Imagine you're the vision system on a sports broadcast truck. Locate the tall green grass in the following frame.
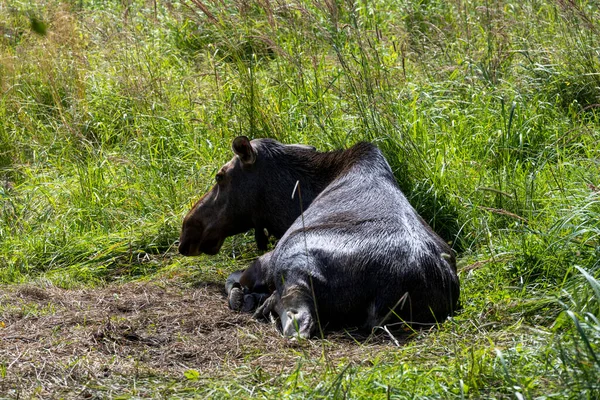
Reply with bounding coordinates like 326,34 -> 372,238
1,0 -> 599,396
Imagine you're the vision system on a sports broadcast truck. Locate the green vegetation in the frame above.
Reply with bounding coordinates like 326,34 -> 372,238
1,0 -> 599,397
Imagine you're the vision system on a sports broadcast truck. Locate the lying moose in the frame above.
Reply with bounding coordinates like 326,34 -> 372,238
179,137 -> 460,338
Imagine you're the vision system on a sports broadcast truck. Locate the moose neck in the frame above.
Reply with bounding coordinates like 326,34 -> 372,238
257,142 -> 377,238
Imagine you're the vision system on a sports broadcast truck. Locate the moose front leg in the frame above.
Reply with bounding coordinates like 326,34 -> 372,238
225,270 -> 269,312
225,254 -> 273,313
254,227 -> 269,251
225,270 -> 245,310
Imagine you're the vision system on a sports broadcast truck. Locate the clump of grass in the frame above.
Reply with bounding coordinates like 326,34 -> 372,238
553,266 -> 600,397
550,0 -> 600,110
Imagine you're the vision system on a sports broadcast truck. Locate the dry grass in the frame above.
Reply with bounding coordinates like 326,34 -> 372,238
0,280 -> 401,398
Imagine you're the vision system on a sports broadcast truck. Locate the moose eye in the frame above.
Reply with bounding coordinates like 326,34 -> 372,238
215,173 -> 225,183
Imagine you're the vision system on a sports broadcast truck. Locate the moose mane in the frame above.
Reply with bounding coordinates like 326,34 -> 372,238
255,139 -> 386,191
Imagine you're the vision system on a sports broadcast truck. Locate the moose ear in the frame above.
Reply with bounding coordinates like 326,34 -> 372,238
232,136 -> 256,165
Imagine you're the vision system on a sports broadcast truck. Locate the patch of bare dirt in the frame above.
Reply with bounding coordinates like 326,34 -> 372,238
0,280 -> 403,398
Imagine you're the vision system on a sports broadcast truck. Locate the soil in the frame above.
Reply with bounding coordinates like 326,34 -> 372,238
0,280 -> 403,398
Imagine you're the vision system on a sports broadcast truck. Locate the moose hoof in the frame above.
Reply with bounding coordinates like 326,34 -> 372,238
228,287 -> 244,311
280,308 -> 314,339
241,294 -> 257,313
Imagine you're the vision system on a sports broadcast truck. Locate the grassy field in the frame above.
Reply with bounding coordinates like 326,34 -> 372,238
1,0 -> 599,398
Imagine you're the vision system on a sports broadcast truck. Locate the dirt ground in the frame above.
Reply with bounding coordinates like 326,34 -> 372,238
0,280 -> 402,398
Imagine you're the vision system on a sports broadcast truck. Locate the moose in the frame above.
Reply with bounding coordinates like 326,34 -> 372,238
179,137 -> 460,338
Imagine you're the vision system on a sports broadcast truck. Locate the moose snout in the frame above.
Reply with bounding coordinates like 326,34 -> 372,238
179,216 -> 205,256
178,240 -> 192,256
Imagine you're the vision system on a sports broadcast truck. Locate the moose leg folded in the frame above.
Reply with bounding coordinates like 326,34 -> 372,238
225,270 -> 245,311
253,286 -> 315,339
225,269 -> 271,313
